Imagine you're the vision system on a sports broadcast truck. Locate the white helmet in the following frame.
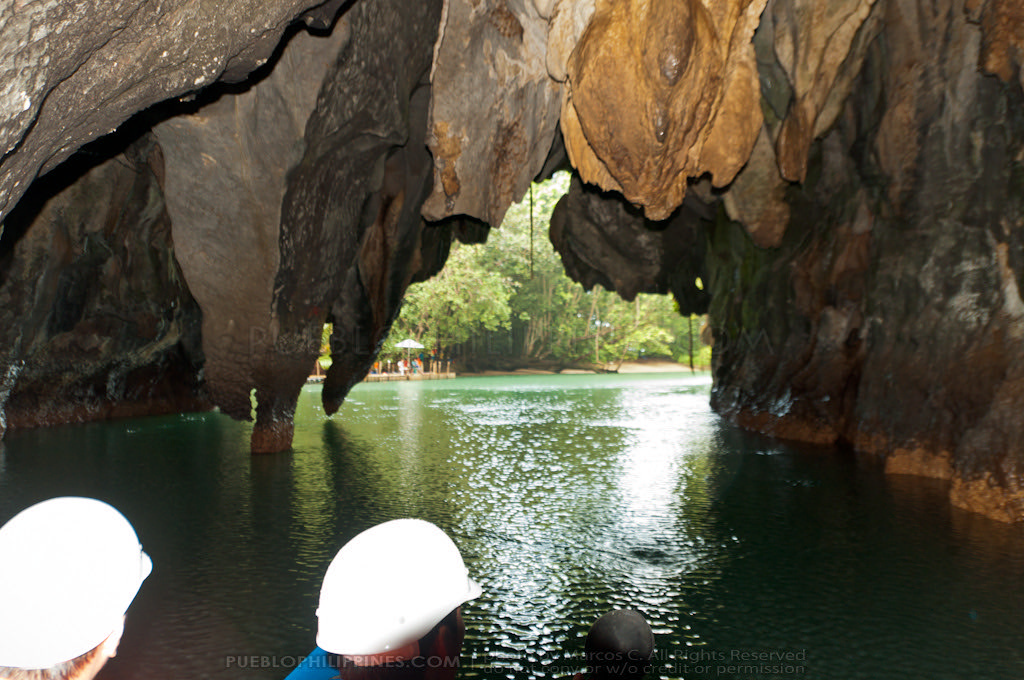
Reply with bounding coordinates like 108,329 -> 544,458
316,518 -> 481,655
0,497 -> 152,669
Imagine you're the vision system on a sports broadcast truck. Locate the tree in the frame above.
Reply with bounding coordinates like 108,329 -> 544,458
385,171 -> 712,370
384,239 -> 515,362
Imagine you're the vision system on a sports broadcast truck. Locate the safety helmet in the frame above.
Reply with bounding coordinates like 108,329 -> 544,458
0,497 -> 152,669
316,518 -> 481,655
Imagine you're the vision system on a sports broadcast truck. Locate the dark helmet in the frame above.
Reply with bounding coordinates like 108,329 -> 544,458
585,609 -> 656,680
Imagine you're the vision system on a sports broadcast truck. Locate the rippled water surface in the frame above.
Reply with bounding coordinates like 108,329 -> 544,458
3,372 -> 1024,679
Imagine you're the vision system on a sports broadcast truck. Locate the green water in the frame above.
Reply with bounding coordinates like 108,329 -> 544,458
2,372 -> 1023,679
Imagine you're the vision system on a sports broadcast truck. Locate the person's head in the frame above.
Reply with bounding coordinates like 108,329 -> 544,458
584,610 -> 655,680
316,519 -> 481,680
0,497 -> 152,680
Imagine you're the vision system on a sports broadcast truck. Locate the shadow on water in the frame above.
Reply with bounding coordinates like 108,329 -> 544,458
2,373 -> 1024,679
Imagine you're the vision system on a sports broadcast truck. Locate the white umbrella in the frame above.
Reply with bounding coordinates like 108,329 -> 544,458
394,338 -> 425,369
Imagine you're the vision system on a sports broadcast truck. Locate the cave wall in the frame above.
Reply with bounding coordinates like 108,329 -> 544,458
152,0 -> 450,453
152,19 -> 354,438
705,0 -> 1024,521
542,0 -> 1024,520
0,0 -> 453,451
0,134 -> 206,435
268,0 -> 444,451
0,0 -> 346,226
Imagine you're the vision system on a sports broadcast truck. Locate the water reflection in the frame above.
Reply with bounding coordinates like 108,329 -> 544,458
2,374 -> 1024,679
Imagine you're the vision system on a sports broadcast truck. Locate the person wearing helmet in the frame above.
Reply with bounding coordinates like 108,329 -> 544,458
0,497 -> 152,680
572,610 -> 656,680
286,518 -> 481,680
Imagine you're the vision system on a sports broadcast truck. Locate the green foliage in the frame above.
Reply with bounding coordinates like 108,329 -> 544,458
379,240 -> 515,362
385,171 -> 712,369
318,323 -> 333,370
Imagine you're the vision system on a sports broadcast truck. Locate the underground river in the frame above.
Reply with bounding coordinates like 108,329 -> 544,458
1,373 -> 1023,679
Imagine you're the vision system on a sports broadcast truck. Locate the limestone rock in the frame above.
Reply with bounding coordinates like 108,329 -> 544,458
720,0 -> 880,247
546,0 -> 595,82
973,0 -> 1024,91
709,0 -> 1024,521
0,0 -> 334,230
320,85 -> 442,416
4,0 -> 1024,522
269,0 -> 444,450
721,126 -> 790,249
561,0 -> 766,221
0,135 -> 206,434
550,173 -> 710,314
771,0 -> 881,182
153,23 -> 352,424
424,0 -> 563,226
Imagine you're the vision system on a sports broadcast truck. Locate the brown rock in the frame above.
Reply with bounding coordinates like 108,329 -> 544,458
546,0 -> 595,82
976,0 -> 1024,89
771,0 -> 881,182
561,0 -> 765,221
950,473 -> 1024,523
885,448 -> 954,480
250,418 -> 296,456
721,126 -> 791,249
0,134 -> 207,434
424,0 -> 563,226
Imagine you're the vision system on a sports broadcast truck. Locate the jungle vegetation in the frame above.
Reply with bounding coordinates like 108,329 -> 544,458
328,172 -> 711,373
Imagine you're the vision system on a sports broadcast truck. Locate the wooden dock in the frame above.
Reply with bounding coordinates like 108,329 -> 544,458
362,372 -> 456,383
307,372 -> 456,384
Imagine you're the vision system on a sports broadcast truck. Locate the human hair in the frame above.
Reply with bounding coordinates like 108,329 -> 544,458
331,608 -> 465,680
585,610 -> 655,680
0,644 -> 101,680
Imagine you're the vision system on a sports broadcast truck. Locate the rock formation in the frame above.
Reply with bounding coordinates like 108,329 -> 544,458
550,174 -> 710,313
703,0 -> 1024,522
0,133 -> 206,433
424,0 -> 563,227
560,0 -> 766,221
2,0 -> 1024,520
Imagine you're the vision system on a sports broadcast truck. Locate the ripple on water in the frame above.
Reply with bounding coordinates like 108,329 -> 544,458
8,374 -> 1024,679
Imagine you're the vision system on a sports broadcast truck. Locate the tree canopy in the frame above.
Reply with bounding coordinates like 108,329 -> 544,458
374,172 -> 710,371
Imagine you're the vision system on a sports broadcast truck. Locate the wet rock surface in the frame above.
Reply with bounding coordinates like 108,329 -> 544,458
1,0 -> 1024,518
424,0 -> 563,227
270,0 -> 444,451
706,0 -> 1024,521
561,0 -> 766,221
153,22 -> 353,428
0,134 -> 207,435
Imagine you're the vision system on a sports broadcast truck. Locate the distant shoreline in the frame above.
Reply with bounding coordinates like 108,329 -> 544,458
312,359 -> 710,384
457,359 -> 709,378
